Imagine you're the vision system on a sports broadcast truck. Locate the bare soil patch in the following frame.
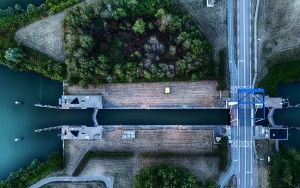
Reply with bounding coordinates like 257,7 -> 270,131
257,0 -> 300,82
79,154 -> 220,188
258,165 -> 270,188
255,139 -> 274,188
15,12 -> 66,62
178,0 -> 227,58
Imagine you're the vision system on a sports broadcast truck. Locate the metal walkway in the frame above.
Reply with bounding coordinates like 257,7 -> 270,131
93,108 -> 99,126
34,126 -> 62,133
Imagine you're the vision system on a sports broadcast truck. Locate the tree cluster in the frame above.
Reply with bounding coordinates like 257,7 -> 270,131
63,0 -> 215,86
134,163 -> 217,188
0,152 -> 63,188
269,148 -> 300,188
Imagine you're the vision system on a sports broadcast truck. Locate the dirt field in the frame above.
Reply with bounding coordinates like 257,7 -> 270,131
257,0 -> 300,82
80,158 -> 134,188
63,129 -> 220,187
15,12 -> 66,62
255,139 -> 273,188
79,154 -> 220,188
66,81 -> 228,109
64,129 -> 217,173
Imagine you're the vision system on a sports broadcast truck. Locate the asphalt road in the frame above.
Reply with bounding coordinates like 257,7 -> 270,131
237,0 -> 254,187
219,0 -> 256,187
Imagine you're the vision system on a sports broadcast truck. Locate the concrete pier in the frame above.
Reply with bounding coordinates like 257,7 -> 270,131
61,126 -> 102,140
59,95 -> 102,109
265,96 -> 283,109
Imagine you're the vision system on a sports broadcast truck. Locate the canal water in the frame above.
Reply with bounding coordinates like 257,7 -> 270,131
0,64 -> 229,179
0,66 -> 93,179
98,109 -> 229,125
274,82 -> 300,150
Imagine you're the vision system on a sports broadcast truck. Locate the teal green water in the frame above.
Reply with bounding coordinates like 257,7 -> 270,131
0,65 -> 93,179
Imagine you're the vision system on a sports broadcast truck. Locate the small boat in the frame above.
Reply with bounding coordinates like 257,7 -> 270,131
14,137 -> 23,142
15,101 -> 23,105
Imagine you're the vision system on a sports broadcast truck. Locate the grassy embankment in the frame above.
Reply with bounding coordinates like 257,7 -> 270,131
259,60 -> 300,96
0,152 -> 63,188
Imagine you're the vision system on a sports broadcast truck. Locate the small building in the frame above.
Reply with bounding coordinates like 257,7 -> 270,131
164,86 -> 171,94
207,0 -> 215,7
269,128 -> 288,140
265,96 -> 283,109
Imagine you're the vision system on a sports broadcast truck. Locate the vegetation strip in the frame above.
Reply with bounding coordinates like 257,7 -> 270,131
218,136 -> 229,171
217,49 -> 228,90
